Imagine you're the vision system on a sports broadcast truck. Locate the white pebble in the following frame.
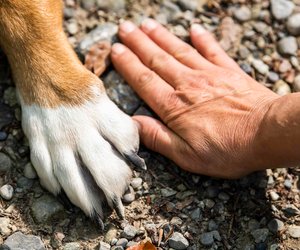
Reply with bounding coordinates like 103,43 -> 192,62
0,184 -> 14,200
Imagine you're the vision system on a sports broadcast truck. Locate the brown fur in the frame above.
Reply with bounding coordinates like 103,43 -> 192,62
0,0 -> 104,107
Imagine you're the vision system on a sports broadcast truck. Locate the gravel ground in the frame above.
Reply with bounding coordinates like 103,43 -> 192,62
0,0 -> 300,249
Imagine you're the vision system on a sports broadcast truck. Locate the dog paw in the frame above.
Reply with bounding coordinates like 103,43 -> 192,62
20,88 -> 146,227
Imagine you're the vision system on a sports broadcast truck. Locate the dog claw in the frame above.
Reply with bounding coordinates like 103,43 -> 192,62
124,153 -> 147,170
57,191 -> 74,212
93,212 -> 105,231
112,196 -> 125,219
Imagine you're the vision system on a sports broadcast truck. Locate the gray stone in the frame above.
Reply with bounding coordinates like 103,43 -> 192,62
190,208 -> 201,220
161,187 -> 177,197
206,186 -> 219,198
240,63 -> 252,74
273,80 -> 291,96
31,194 -> 65,223
176,190 -> 196,200
238,46 -> 250,59
288,226 -> 300,238
4,232 -> 45,250
268,72 -> 279,83
130,178 -> 142,190
0,217 -> 11,236
254,22 -> 269,34
24,162 -> 37,179
177,0 -> 198,11
111,246 -> 123,250
169,232 -> 189,250
218,192 -> 230,201
278,37 -> 298,56
160,1 -> 182,22
63,242 -> 81,250
103,71 -> 141,115
116,238 -> 128,248
199,232 -> 214,246
208,220 -> 218,231
122,186 -> 135,203
99,241 -> 111,250
80,0 -> 96,10
287,14 -> 300,36
121,225 -> 137,240
271,0 -> 294,20
126,241 -> 138,247
3,87 -> 18,106
78,23 -> 118,54
251,228 -> 269,243
0,184 -> 14,200
0,153 -> 12,172
251,59 -> 269,75
268,219 -> 284,233
17,176 -> 34,190
0,103 -> 14,130
233,6 -> 252,22
96,0 -> 125,12
284,179 -> 292,189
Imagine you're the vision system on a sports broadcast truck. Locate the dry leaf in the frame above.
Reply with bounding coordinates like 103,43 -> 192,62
126,241 -> 156,250
84,41 -> 111,76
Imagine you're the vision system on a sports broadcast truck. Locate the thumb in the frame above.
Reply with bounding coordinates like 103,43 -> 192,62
133,115 -> 184,162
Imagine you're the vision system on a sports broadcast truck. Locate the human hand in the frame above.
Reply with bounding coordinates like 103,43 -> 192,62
111,19 -> 280,178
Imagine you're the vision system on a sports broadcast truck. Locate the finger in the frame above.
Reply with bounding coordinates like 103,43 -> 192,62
111,43 -> 174,119
133,115 -> 191,169
140,19 -> 214,70
118,21 -> 192,88
190,24 -> 243,73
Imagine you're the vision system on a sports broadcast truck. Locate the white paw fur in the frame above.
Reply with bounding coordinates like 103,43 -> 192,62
19,87 -> 144,221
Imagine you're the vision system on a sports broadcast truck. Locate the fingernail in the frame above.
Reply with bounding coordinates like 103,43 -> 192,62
120,21 -> 136,33
191,24 -> 206,35
142,18 -> 157,32
112,43 -> 126,55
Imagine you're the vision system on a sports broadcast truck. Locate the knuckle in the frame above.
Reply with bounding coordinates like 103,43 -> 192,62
173,45 -> 195,60
137,69 -> 156,86
148,53 -> 170,70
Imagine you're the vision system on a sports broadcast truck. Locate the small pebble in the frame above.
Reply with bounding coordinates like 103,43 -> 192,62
168,232 -> 189,250
0,217 -> 11,236
177,0 -> 198,11
268,72 -> 279,83
278,37 -> 298,56
240,63 -> 252,74
31,194 -> 65,223
218,192 -> 230,201
271,0 -> 294,20
268,219 -> 284,233
287,13 -> 300,36
272,80 -> 291,96
293,75 -> 300,92
161,187 -> 177,197
233,6 -> 252,22
111,246 -> 123,250
0,184 -> 14,200
0,131 -> 7,141
66,20 -> 78,35
121,225 -> 137,240
4,232 -> 45,250
287,225 -> 300,238
116,238 -> 128,248
251,228 -> 269,243
208,220 -> 218,231
0,152 -> 12,173
199,231 -> 219,246
130,177 -> 142,190
63,242 -> 81,250
251,59 -> 269,75
269,191 -> 280,201
122,186 -> 135,203
17,176 -> 34,190
284,179 -> 292,189
24,162 -> 37,179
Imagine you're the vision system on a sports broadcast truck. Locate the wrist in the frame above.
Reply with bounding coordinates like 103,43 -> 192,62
254,93 -> 300,170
